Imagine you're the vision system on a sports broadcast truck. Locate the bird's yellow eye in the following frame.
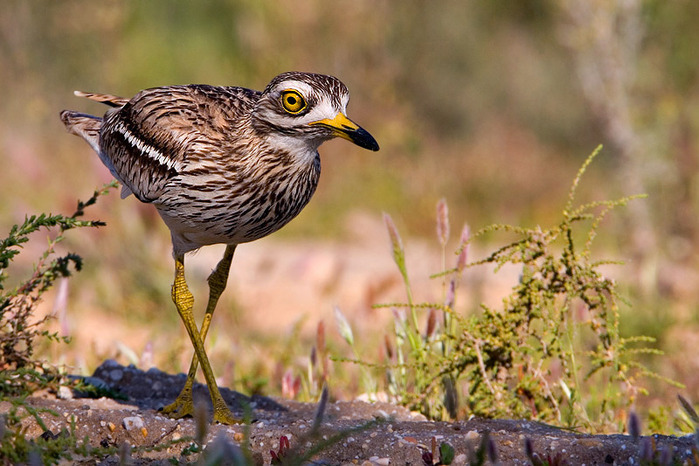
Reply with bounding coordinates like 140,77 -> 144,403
281,90 -> 306,114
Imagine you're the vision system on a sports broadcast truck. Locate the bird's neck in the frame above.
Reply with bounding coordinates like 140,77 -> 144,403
262,131 -> 322,167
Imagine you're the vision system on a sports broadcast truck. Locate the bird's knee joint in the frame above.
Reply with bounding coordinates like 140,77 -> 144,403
172,284 -> 194,307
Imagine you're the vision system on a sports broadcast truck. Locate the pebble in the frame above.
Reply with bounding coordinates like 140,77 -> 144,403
368,457 -> 390,466
123,416 -> 144,431
57,386 -> 73,400
375,409 -> 389,419
465,430 -> 480,441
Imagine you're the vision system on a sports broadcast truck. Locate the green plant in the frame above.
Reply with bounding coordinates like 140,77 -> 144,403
341,146 -> 679,431
421,437 -> 455,465
0,182 -> 116,396
0,183 -> 119,463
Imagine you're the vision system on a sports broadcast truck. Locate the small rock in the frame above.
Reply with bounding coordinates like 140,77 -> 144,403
465,430 -> 480,441
123,416 -> 144,431
369,457 -> 390,466
109,369 -> 123,381
375,409 -> 390,419
57,386 -> 73,400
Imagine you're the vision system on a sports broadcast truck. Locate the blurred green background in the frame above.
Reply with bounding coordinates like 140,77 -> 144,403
2,0 -> 699,415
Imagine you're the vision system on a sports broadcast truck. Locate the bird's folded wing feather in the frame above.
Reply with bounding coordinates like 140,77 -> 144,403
99,85 -> 260,203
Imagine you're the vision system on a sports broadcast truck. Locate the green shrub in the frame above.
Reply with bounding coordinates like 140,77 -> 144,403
0,182 -> 115,397
340,146 -> 679,431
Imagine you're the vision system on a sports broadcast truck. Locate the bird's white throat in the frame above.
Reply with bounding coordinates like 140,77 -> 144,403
264,131 -> 322,166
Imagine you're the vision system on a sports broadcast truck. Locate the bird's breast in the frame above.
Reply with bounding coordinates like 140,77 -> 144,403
159,147 -> 321,252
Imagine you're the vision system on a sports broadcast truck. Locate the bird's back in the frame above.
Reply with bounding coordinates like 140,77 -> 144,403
102,85 -> 261,202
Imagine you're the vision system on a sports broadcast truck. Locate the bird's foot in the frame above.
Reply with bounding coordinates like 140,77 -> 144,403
212,397 -> 242,425
159,394 -> 195,419
213,406 -> 242,425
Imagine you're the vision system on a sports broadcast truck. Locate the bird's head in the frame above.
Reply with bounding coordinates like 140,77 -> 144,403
253,72 -> 379,153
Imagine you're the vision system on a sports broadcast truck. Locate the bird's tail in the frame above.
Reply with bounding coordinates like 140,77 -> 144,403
60,90 -> 129,152
61,90 -> 135,199
59,110 -> 102,154
73,90 -> 129,108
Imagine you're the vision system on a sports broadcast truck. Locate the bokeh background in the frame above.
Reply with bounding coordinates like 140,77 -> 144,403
2,0 -> 699,422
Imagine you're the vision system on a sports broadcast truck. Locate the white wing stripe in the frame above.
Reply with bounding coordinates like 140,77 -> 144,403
114,120 -> 182,171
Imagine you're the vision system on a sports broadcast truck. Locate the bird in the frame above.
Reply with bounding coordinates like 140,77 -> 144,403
60,71 -> 379,424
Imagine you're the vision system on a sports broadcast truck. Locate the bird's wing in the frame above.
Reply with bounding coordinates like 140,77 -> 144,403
99,85 -> 260,203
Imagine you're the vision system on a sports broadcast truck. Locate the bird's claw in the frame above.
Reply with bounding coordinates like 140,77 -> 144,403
160,396 -> 195,419
213,406 -> 242,425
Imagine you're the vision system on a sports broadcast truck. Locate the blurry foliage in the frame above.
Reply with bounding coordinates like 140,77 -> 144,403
339,148 -> 681,432
3,0 -> 699,243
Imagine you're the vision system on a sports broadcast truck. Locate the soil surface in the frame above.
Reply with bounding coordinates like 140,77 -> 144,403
3,360 -> 696,465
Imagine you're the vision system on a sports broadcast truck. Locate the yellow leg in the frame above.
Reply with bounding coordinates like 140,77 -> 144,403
160,247 -> 238,424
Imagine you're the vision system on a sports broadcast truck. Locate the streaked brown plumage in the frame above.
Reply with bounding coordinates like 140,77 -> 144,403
60,71 -> 378,424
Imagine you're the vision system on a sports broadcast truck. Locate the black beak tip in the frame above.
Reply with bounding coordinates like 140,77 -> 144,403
367,138 -> 380,152
351,127 -> 380,152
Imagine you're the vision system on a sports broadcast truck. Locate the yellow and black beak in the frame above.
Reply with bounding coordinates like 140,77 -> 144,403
310,113 -> 379,151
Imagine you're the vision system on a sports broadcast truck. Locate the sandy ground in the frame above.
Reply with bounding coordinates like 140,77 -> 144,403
2,360 -> 697,465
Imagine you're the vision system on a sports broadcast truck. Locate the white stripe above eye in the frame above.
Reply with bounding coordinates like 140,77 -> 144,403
114,120 -> 182,171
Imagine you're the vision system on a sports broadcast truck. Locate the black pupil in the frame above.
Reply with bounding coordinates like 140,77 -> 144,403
287,95 -> 297,106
